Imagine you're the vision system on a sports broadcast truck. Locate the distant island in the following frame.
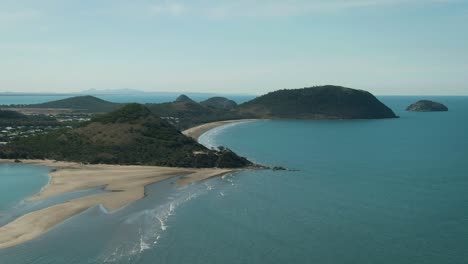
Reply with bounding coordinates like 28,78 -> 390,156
406,100 -> 448,112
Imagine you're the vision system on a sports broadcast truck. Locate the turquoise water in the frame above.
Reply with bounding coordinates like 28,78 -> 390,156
0,164 -> 49,212
0,96 -> 467,263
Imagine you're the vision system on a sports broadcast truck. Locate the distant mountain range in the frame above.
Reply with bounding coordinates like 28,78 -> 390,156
0,89 -> 215,96
79,88 -> 148,95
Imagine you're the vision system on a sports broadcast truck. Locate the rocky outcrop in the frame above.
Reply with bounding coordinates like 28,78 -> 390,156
406,100 -> 448,112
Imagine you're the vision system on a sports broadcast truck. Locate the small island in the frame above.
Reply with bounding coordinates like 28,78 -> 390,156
406,100 -> 448,112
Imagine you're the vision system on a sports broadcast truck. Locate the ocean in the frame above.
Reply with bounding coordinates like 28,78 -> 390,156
0,96 -> 467,263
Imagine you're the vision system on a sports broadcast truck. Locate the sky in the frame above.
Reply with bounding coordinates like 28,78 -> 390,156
1,0 -> 467,95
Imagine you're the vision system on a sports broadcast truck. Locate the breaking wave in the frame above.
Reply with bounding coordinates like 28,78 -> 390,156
98,179 -> 229,263
199,122 -> 248,150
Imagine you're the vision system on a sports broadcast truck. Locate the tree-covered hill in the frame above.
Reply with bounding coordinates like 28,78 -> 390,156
147,95 -> 250,130
27,95 -> 122,113
200,97 -> 238,110
0,104 -> 252,168
237,85 -> 397,119
148,87 -> 397,129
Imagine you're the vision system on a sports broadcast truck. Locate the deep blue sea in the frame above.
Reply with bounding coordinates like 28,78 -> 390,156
0,96 -> 467,264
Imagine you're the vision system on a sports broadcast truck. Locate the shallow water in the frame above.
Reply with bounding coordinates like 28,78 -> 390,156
0,96 -> 467,263
0,163 -> 49,212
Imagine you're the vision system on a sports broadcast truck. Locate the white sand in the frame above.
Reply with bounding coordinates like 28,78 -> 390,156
182,119 -> 260,141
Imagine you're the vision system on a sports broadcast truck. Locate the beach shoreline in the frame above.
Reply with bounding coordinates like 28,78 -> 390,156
182,119 -> 260,141
0,159 -> 241,249
0,119 -> 262,250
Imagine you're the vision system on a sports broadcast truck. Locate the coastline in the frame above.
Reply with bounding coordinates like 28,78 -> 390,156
0,119 -> 261,250
182,119 -> 260,141
0,159 -> 240,249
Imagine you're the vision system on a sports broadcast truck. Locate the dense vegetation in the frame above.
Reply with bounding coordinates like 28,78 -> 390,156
200,97 -> 237,109
148,87 -> 397,128
0,110 -> 27,119
237,85 -> 397,119
13,95 -> 247,130
7,85 -> 398,131
0,110 -> 68,127
0,104 -> 252,168
0,86 -> 399,167
146,99 -> 251,130
27,95 -> 122,113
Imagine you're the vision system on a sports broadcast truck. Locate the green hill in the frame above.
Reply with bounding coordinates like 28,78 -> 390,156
0,104 -> 252,168
149,96 -> 213,118
147,95 -> 248,130
175,94 -> 195,103
200,97 -> 238,109
28,95 -> 122,113
238,85 -> 397,119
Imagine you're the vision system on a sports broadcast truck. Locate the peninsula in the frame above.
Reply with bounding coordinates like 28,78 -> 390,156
0,84 -> 399,249
0,104 -> 252,168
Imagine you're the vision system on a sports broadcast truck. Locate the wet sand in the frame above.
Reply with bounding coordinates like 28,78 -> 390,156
0,159 -> 238,249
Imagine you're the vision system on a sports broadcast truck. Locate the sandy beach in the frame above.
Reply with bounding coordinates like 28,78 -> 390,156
182,119 -> 260,141
0,119 -> 260,249
0,159 -> 239,249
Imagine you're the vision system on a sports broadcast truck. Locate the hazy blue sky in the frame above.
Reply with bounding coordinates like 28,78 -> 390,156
1,0 -> 467,95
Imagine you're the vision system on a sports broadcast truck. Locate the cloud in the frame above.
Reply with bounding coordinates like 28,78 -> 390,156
149,1 -> 187,16
0,9 -> 41,23
138,0 -> 460,19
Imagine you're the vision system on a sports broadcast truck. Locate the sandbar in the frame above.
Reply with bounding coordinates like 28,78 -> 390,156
0,159 -> 238,249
